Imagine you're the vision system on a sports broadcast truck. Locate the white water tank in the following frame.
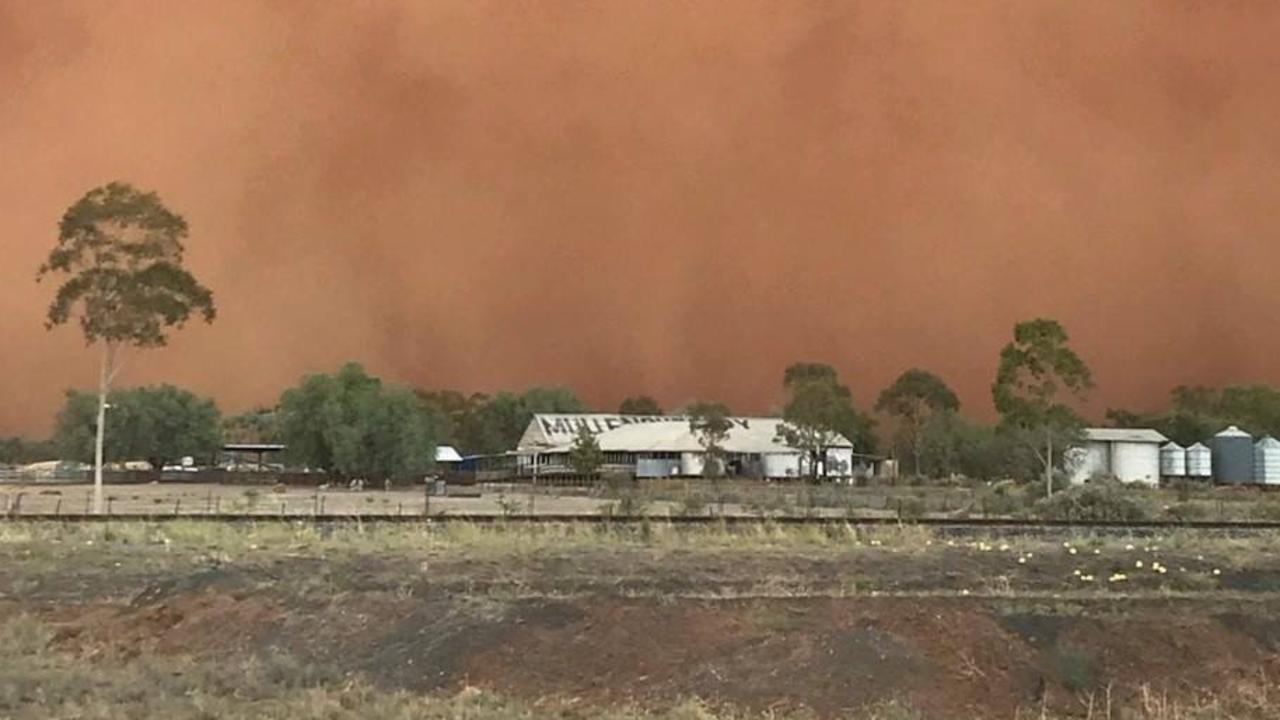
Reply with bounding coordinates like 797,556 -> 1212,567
1255,436 -> 1280,485
1160,442 -> 1187,477
1186,443 -> 1212,478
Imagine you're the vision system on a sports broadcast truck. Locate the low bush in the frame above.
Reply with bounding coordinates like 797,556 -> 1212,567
1164,502 -> 1209,522
1049,644 -> 1099,693
977,480 -> 1029,517
1250,500 -> 1280,521
1033,481 -> 1152,522
895,496 -> 927,521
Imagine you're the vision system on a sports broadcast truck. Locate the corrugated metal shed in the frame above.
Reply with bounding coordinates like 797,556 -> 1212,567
1083,428 -> 1168,444
1070,428 -> 1166,485
518,414 -> 853,454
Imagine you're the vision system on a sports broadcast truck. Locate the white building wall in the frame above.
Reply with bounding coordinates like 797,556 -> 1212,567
762,453 -> 801,479
1068,443 -> 1109,484
680,452 -> 705,477
1111,442 -> 1160,485
825,448 -> 854,477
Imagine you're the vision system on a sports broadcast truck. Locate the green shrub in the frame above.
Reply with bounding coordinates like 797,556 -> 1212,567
1049,644 -> 1099,692
977,480 -> 1028,517
1164,502 -> 1209,522
615,491 -> 650,517
678,493 -> 707,517
895,496 -> 927,521
1251,500 -> 1280,521
1033,482 -> 1152,522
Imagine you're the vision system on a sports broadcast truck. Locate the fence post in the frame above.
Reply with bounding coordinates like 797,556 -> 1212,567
55,498 -> 62,516
215,496 -> 221,514
174,498 -> 181,516
206,490 -> 213,514
106,496 -> 114,515
319,495 -> 326,516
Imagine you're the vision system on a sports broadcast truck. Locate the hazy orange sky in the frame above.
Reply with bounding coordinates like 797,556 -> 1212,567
4,1 -> 1280,436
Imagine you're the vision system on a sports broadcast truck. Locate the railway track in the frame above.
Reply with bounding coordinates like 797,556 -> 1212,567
5,513 -> 1280,534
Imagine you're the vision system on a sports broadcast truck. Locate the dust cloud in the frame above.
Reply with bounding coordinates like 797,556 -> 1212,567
3,1 -> 1280,435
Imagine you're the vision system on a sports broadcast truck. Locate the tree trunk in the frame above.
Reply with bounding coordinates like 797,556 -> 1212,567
1044,428 -> 1054,498
92,343 -> 114,514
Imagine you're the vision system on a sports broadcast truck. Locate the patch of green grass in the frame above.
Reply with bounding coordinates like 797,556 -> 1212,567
1049,644 -> 1099,693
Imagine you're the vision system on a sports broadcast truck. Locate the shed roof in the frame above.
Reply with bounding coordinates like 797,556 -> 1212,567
518,413 -> 852,454
1084,428 -> 1168,444
435,445 -> 463,463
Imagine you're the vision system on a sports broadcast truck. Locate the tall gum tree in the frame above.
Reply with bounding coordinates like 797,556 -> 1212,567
991,318 -> 1092,497
38,182 -> 215,513
876,368 -> 960,477
778,362 -> 865,480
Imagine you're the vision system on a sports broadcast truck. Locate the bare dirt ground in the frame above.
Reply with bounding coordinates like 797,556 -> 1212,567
2,522 -> 1280,718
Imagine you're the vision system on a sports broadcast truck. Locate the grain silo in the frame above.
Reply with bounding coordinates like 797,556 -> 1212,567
1159,442 -> 1187,478
1255,436 -> 1280,485
1213,426 -> 1254,484
1186,442 -> 1212,478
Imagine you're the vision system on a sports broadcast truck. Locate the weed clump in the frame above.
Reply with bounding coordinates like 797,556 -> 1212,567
1049,644 -> 1099,693
1034,482 -> 1152,522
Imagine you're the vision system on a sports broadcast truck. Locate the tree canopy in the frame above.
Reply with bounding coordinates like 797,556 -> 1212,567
1108,383 -> 1280,446
778,362 -> 866,479
39,182 -> 216,512
568,424 -> 604,476
992,318 -> 1093,492
222,407 -> 281,445
279,363 -> 437,480
618,395 -> 663,415
39,182 -> 215,348
876,368 -> 960,476
418,385 -> 584,455
53,384 -> 222,470
0,437 -> 56,466
687,401 -> 732,477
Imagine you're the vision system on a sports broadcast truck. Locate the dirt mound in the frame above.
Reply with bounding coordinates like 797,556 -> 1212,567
29,589 -> 1280,718
45,590 -> 284,659
455,597 -> 1278,718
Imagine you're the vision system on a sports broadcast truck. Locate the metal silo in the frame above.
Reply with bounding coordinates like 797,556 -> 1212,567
1186,443 -> 1213,478
1160,442 -> 1186,478
1255,436 -> 1280,485
1213,426 -> 1254,484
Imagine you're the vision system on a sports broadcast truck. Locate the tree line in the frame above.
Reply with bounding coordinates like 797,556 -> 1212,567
19,180 -> 1276,495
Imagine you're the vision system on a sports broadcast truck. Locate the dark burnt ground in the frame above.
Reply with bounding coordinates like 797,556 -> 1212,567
2,523 -> 1280,718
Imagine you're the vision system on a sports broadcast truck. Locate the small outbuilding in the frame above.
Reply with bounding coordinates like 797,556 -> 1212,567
1068,428 -> 1168,486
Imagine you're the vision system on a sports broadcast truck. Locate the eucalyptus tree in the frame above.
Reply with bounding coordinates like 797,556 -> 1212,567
992,318 -> 1093,496
38,182 -> 215,512
876,368 -> 960,476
